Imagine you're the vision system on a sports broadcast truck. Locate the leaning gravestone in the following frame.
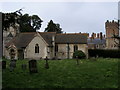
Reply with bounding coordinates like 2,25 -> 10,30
9,60 -> 16,72
2,61 -> 6,69
29,60 -> 38,73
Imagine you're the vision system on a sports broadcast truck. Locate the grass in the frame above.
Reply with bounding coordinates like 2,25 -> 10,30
2,58 -> 119,88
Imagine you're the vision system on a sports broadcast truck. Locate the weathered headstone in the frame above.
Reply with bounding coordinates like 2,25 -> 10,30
9,60 -> 16,71
2,61 -> 6,69
29,60 -> 38,73
45,57 -> 49,69
21,64 -> 27,70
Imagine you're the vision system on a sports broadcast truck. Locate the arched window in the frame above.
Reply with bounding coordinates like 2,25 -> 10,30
35,44 -> 39,53
74,45 -> 78,52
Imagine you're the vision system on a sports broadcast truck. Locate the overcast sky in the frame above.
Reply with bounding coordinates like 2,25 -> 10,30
1,2 -> 118,35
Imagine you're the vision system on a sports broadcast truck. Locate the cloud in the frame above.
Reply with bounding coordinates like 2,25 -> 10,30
1,2 -> 118,35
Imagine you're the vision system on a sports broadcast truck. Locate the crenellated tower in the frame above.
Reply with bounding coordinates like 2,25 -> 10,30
105,20 -> 119,49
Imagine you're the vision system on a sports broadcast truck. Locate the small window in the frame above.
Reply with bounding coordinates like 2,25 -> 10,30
35,44 -> 39,53
96,45 -> 99,48
74,45 -> 78,52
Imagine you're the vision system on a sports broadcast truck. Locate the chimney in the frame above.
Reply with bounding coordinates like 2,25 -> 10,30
91,32 -> 94,39
103,34 -> 105,38
87,33 -> 89,38
94,33 -> 96,38
112,20 -> 114,23
97,33 -> 99,38
100,32 -> 103,40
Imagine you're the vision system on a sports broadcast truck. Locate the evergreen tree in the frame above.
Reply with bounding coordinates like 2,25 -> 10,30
44,20 -> 63,33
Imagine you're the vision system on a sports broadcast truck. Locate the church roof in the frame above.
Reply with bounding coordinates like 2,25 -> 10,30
39,32 -> 56,46
55,34 -> 87,44
6,32 -> 87,49
6,32 -> 36,49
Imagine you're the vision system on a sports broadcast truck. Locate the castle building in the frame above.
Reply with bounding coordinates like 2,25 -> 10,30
105,20 -> 119,49
87,32 -> 106,49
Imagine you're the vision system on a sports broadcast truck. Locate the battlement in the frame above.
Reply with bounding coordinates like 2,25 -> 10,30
105,20 -> 118,27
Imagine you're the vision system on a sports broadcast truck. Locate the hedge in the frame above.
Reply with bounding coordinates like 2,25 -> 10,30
88,49 -> 120,58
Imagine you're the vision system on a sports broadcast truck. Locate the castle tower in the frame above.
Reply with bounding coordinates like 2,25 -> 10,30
105,20 -> 119,49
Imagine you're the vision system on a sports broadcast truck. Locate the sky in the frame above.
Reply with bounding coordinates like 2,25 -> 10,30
1,1 -> 118,35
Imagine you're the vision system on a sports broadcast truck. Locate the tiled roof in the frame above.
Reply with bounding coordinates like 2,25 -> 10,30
6,32 -> 87,49
39,32 -> 56,46
6,32 -> 36,49
55,34 -> 87,44
87,38 -> 106,44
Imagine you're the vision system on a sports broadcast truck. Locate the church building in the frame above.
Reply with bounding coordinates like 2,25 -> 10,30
3,31 -> 88,60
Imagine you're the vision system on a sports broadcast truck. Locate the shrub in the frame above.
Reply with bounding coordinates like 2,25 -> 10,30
73,50 -> 86,59
88,49 -> 120,58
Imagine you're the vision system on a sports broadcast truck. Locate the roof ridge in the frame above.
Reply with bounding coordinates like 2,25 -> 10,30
56,33 -> 86,35
38,32 -> 56,33
21,32 -> 37,34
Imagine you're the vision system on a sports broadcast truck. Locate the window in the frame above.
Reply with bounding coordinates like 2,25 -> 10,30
55,45 -> 58,52
74,45 -> 78,52
35,44 -> 39,53
96,45 -> 99,48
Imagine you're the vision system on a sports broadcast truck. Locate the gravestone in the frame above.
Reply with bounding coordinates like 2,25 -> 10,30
2,61 -> 6,69
21,64 -> 27,70
29,60 -> 38,73
45,57 -> 49,69
9,60 -> 16,71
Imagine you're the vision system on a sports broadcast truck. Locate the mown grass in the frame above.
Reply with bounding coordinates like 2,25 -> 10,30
2,58 -> 119,88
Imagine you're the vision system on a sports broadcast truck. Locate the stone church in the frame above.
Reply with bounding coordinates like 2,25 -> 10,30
3,25 -> 88,60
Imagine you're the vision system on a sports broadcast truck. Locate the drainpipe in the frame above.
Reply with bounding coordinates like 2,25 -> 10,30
67,43 -> 70,59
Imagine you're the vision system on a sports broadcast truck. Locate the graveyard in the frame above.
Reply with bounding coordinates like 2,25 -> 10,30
2,58 -> 119,88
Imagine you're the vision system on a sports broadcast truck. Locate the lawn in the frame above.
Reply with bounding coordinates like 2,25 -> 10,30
2,58 -> 119,88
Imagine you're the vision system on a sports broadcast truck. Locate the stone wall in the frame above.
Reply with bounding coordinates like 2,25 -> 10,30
105,20 -> 119,49
56,44 -> 88,59
24,35 -> 48,60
